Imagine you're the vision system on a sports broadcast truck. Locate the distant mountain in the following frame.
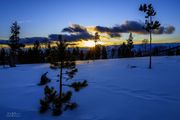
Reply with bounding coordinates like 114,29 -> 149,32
0,40 -> 9,44
20,37 -> 49,44
105,42 -> 180,50
134,43 -> 180,49
0,37 -> 49,45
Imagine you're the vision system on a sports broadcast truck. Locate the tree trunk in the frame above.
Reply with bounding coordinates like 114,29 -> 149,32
59,61 -> 63,99
149,31 -> 152,69
149,16 -> 152,69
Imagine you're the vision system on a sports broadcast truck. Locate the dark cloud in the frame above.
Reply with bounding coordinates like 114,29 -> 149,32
109,33 -> 121,38
95,26 -> 111,33
95,21 -> 146,34
116,21 -> 145,33
153,26 -> 175,34
63,32 -> 93,41
49,32 -> 93,42
95,20 -> 175,35
61,21 -> 175,41
62,24 -> 87,33
60,24 -> 94,41
165,26 -> 175,34
95,26 -> 122,37
153,27 -> 164,34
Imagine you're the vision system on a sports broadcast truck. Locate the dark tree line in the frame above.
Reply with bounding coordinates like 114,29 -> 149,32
1,41 -> 179,67
0,44 -> 107,65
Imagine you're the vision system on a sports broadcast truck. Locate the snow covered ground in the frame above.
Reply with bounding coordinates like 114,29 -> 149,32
0,56 -> 180,120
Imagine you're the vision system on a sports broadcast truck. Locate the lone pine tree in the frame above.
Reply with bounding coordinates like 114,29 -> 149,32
139,4 -> 161,69
8,21 -> 24,67
94,32 -> 100,60
39,35 -> 88,116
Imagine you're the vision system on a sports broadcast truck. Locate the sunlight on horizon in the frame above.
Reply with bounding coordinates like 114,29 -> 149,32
83,40 -> 95,47
80,40 -> 105,47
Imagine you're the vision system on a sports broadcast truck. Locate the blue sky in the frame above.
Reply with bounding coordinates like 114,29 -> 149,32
0,0 -> 180,43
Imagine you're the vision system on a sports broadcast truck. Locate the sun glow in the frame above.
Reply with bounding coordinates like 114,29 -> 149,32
83,40 -> 95,47
81,40 -> 106,47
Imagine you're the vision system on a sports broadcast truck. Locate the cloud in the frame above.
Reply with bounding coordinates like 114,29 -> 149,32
95,21 -> 146,34
164,26 -> 175,34
61,21 -> 175,41
1,21 -> 175,45
95,20 -> 175,35
60,24 -> 94,41
62,24 -> 87,33
49,33 -> 93,42
95,26 -> 111,33
63,32 -> 93,41
152,26 -> 175,34
3,21 -> 173,45
109,33 -> 121,38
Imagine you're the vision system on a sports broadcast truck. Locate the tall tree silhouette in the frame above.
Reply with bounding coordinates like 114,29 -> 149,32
139,4 -> 160,69
127,33 -> 134,57
8,21 -> 24,67
94,32 -> 100,60
94,32 -> 100,46
127,33 -> 134,50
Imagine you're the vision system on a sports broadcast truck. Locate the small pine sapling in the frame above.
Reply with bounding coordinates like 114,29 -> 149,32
39,35 -> 88,116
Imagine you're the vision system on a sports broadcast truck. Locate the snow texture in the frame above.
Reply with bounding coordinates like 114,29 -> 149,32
0,56 -> 180,120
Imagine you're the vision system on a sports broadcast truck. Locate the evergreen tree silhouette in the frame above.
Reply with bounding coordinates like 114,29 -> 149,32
94,32 -> 100,60
126,33 -> 134,57
8,21 -> 24,67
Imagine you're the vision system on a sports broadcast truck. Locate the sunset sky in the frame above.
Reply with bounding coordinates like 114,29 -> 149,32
0,0 -> 180,46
